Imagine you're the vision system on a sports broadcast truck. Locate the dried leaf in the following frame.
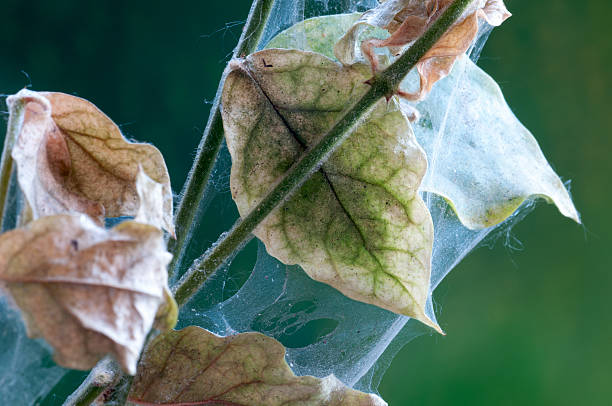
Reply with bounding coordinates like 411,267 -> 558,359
6,89 -> 174,235
128,326 -> 387,405
407,55 -> 580,228
334,0 -> 511,100
0,214 -> 175,374
134,168 -> 170,231
222,49 -> 440,332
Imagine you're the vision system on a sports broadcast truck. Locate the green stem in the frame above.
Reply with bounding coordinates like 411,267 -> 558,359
0,96 -> 25,232
167,0 -> 276,279
173,0 -> 475,306
62,357 -> 121,406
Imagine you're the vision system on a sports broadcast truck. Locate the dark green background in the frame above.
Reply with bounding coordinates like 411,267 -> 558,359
1,0 -> 610,405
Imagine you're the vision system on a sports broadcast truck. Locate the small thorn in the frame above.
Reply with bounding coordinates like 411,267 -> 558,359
396,89 -> 422,102
364,78 -> 375,86
228,59 -> 244,71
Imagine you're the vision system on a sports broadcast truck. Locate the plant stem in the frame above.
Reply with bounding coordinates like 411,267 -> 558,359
172,0 -> 475,307
167,0 -> 276,279
0,96 -> 25,231
62,357 -> 121,406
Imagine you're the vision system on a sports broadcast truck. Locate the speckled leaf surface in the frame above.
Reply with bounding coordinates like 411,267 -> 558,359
0,214 -> 175,374
222,49 -> 439,332
7,89 -> 174,235
128,326 -> 386,405
409,55 -> 580,228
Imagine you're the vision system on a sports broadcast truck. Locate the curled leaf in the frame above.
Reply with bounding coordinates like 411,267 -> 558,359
407,55 -> 580,228
6,89 -> 174,235
334,0 -> 511,100
222,49 -> 440,332
129,326 -> 386,405
134,168 -> 170,231
0,214 -> 175,374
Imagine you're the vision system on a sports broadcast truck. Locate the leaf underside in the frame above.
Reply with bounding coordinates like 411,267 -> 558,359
411,54 -> 580,228
222,49 -> 439,331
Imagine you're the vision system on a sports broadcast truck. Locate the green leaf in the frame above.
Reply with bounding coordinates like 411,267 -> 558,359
410,55 -> 580,228
266,12 -> 363,60
266,13 -> 579,229
128,326 -> 386,405
266,12 -> 391,64
221,49 -> 439,332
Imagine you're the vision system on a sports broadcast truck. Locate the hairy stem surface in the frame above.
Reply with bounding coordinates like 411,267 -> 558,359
167,0 -> 276,279
173,0 -> 475,307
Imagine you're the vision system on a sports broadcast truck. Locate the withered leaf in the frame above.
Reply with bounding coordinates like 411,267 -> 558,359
335,0 -> 511,100
0,214 -> 175,374
128,326 -> 387,405
222,49 -> 440,332
134,168 -> 171,232
6,89 -> 174,235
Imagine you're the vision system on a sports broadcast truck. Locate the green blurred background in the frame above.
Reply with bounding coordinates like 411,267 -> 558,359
1,0 -> 610,404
